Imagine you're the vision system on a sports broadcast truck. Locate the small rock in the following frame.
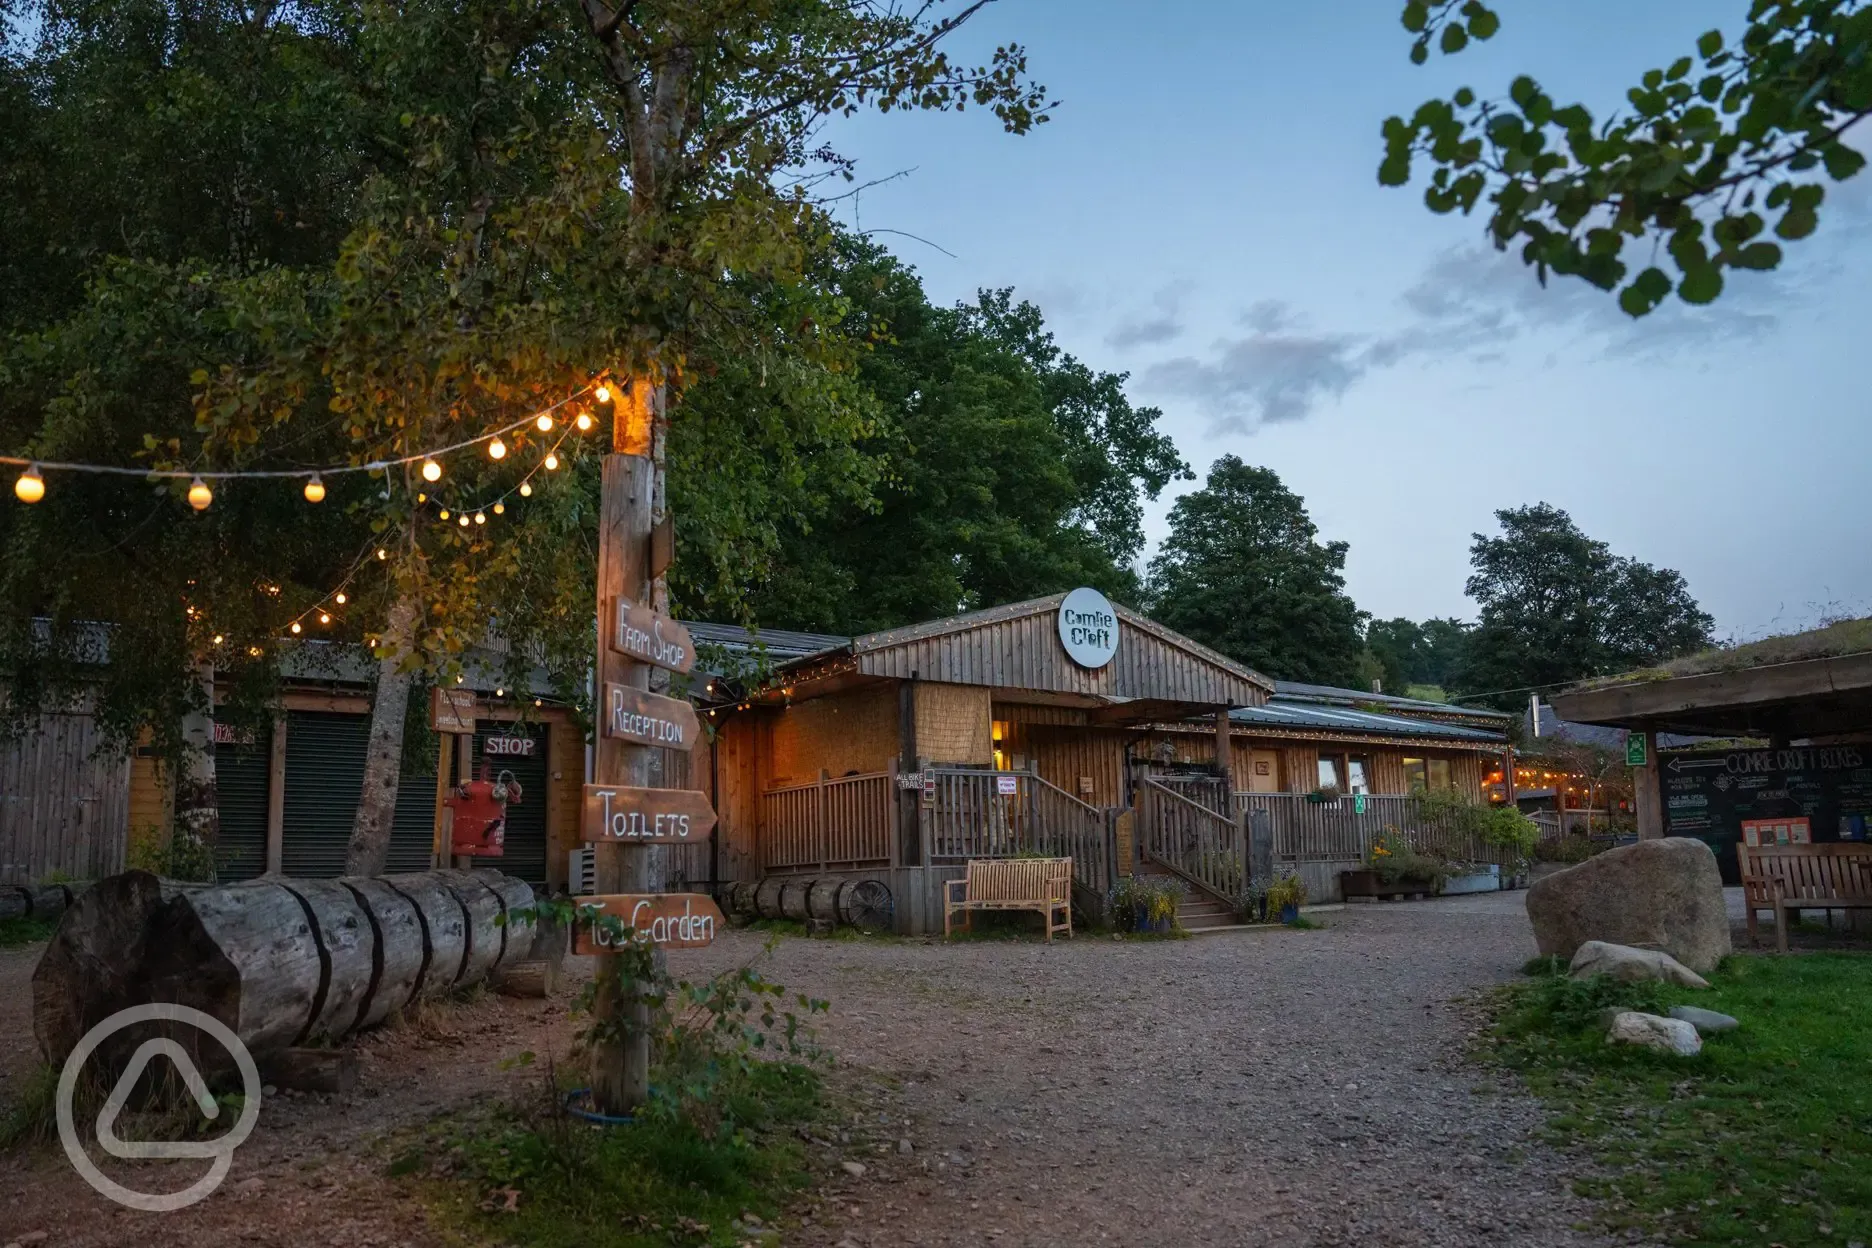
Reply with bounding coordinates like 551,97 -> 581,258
1570,940 -> 1710,988
740,1212 -> 763,1228
835,1240 -> 862,1248
1606,1011 -> 1702,1056
1668,1005 -> 1739,1034
897,1137 -> 914,1155
262,1085 -> 278,1097
840,1160 -> 867,1179
1342,1082 -> 1358,1092
19,1235 -> 47,1246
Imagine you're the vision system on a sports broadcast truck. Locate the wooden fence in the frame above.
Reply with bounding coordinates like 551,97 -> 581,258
758,770 -> 894,871
922,768 -> 1114,893
1234,792 -> 1516,869
0,712 -> 130,885
1140,778 -> 1246,899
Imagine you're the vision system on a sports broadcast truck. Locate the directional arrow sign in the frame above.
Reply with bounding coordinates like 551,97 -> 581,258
602,683 -> 700,750
1667,755 -> 1726,773
610,598 -> 696,675
581,785 -> 717,844
573,893 -> 722,954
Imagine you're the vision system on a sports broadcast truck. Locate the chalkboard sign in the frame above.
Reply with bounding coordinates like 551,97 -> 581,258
1661,745 -> 1872,883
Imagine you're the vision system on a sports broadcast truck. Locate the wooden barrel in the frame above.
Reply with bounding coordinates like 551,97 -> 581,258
778,878 -> 812,922
753,876 -> 787,919
806,878 -> 842,923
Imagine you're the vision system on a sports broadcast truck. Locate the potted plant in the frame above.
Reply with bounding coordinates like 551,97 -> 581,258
1265,870 -> 1308,923
1307,783 -> 1342,805
1107,875 -> 1184,933
1230,881 -> 1270,924
1341,827 -> 1447,899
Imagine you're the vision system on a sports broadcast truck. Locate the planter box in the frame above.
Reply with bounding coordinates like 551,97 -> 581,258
1340,869 -> 1438,901
1442,865 -> 1502,896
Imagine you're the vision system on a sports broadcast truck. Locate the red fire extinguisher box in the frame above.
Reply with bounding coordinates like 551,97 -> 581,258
445,768 -> 524,858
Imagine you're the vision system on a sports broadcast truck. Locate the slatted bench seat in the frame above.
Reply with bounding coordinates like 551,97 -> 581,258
1738,842 -> 1872,952
944,857 -> 1073,941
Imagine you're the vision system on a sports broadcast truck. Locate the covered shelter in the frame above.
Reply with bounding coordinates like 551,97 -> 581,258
1550,622 -> 1872,882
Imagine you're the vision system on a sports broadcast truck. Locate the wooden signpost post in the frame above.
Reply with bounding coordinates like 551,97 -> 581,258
572,893 -> 724,955
581,785 -> 717,843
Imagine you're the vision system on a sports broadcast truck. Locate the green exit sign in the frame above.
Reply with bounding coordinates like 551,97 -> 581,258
1626,734 -> 1648,767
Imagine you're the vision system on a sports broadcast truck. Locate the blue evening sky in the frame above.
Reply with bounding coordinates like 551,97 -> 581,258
824,0 -> 1872,641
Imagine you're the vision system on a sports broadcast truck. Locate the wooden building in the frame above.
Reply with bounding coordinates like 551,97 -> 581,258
695,591 -> 1514,923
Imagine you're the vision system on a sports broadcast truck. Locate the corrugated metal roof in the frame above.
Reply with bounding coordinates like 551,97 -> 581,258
1233,699 -> 1507,743
684,621 -> 848,662
1273,679 -> 1513,722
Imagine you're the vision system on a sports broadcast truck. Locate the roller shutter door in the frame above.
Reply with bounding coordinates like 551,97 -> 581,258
214,731 -> 271,882
283,710 -> 442,877
456,720 -> 549,885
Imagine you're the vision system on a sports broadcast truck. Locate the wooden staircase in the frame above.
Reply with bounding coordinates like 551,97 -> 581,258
1135,862 -> 1243,933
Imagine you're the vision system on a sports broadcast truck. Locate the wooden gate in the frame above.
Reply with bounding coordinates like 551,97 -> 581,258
0,712 -> 130,884
1138,777 -> 1245,900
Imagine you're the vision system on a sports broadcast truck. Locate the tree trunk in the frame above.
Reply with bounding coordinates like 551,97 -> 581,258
176,661 -> 219,856
32,868 -> 535,1066
346,595 -> 421,876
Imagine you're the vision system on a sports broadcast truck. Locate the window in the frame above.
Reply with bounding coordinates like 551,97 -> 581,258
992,720 -> 1011,771
1346,756 -> 1371,795
1317,753 -> 1372,793
1316,756 -> 1343,790
1403,757 -> 1427,792
1427,758 -> 1452,790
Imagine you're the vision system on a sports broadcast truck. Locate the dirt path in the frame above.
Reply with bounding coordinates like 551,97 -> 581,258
0,893 -> 1607,1247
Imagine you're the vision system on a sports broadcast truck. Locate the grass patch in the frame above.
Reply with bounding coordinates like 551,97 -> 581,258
404,1061 -> 825,1247
1283,915 -> 1322,930
0,916 -> 56,947
0,1063 -> 61,1149
1489,952 -> 1872,1245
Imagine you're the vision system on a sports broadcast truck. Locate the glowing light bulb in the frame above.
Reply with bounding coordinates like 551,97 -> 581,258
474,512 -> 486,525
212,634 -> 224,645
421,459 -> 442,482
319,612 -> 331,624
303,475 -> 326,503
249,646 -> 262,657
533,698 -> 542,707
594,384 -> 611,403
14,465 -> 45,504
457,513 -> 469,527
495,687 -> 504,697
335,592 -> 347,605
519,482 -> 532,497
187,476 -> 213,511
492,503 -> 505,515
488,438 -> 507,460
439,508 -> 450,520
417,492 -> 427,503
376,548 -> 388,560
536,414 -> 553,432
544,453 -> 559,471
290,621 -> 302,634
575,411 -> 593,432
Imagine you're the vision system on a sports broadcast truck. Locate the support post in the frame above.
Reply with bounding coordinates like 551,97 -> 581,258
1632,729 -> 1663,841
264,716 -> 287,874
1214,707 -> 1234,806
590,384 -> 659,1116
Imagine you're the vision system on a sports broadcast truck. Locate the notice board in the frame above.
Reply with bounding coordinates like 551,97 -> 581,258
1661,745 -> 1872,883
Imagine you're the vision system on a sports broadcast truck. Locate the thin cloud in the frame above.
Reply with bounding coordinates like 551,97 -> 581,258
1105,280 -> 1192,350
1141,302 -> 1381,432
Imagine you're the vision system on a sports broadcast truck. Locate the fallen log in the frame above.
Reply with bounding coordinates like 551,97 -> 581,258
33,868 -> 534,1066
0,882 -> 82,923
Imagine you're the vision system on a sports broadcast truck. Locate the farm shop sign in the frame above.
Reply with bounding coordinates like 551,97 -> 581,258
609,598 -> 695,674
1057,586 -> 1119,669
581,785 -> 717,843
573,893 -> 722,953
602,683 -> 700,750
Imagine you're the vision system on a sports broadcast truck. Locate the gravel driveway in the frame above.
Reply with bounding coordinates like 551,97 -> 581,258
691,890 -> 1609,1248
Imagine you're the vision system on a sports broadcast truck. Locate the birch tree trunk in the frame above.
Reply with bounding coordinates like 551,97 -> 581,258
175,662 -> 219,863
345,595 -> 421,876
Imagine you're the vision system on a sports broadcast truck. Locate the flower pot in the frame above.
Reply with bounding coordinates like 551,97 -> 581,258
1340,869 -> 1437,901
1279,903 -> 1299,923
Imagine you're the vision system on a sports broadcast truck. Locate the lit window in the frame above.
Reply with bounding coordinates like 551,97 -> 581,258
1427,758 -> 1452,790
992,719 -> 1011,771
1403,757 -> 1427,792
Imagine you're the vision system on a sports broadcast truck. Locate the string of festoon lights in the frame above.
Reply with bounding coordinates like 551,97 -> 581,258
11,380 -> 617,645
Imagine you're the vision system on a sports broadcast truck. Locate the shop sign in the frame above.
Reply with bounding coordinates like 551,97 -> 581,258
573,893 -> 722,954
483,735 -> 536,757
610,598 -> 696,674
581,785 -> 716,843
602,683 -> 699,750
1057,586 -> 1119,669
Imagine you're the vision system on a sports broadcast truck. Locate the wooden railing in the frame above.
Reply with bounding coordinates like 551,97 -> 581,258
922,768 -> 1115,894
759,770 -> 894,871
1234,792 -> 1517,867
1140,778 -> 1246,900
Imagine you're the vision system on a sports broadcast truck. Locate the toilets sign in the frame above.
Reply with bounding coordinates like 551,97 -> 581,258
1058,587 -> 1120,669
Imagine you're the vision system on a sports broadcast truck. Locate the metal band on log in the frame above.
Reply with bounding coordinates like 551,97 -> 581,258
0,882 -> 84,923
31,868 -> 534,1067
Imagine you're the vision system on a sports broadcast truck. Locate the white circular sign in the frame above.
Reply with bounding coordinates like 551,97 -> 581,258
1058,587 -> 1120,669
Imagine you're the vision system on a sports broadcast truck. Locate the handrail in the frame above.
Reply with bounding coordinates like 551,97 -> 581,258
759,769 -> 894,872
1140,778 -> 1244,901
922,767 -> 1115,895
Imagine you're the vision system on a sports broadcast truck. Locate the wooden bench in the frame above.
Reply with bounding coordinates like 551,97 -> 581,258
1738,842 -> 1872,952
944,857 -> 1073,941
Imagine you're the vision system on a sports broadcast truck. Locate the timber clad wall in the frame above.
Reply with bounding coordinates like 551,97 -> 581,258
129,749 -> 170,839
915,683 -> 992,764
764,683 -> 898,786
0,712 -> 131,885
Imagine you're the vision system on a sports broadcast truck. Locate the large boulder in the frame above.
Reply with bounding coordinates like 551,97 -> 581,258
1570,939 -> 1709,988
1526,837 -> 1730,973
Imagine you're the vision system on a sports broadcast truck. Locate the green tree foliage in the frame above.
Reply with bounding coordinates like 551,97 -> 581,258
1457,503 -> 1714,707
1366,615 -> 1472,694
737,241 -> 1187,634
1381,1 -> 1872,315
1146,457 -> 1366,686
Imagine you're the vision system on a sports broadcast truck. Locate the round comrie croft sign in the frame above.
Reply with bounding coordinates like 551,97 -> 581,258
1058,587 -> 1120,669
